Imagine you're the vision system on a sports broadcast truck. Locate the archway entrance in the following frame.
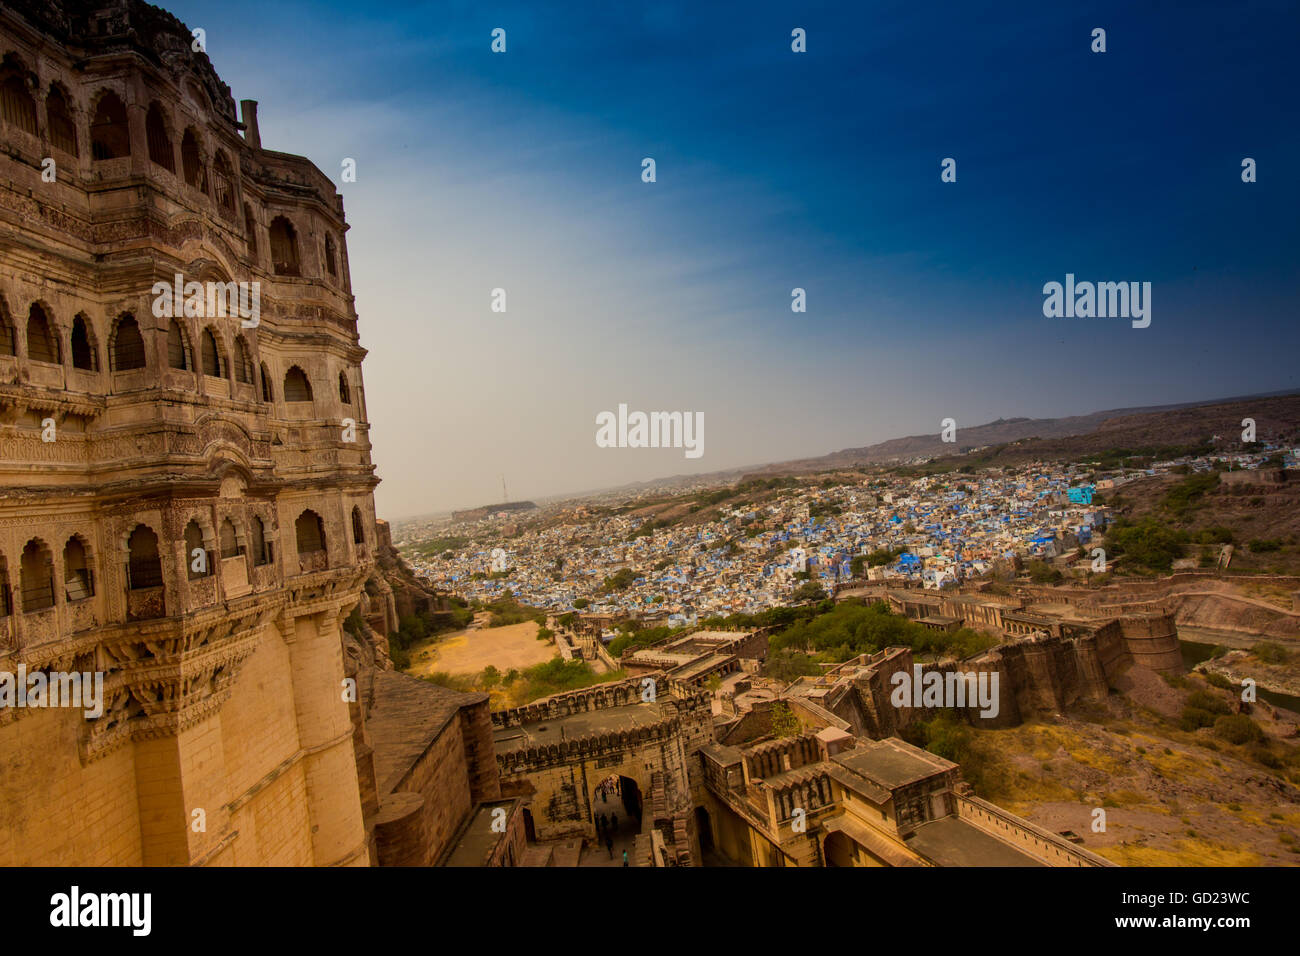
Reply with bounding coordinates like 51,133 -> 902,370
695,806 -> 714,853
824,830 -> 854,867
586,774 -> 641,866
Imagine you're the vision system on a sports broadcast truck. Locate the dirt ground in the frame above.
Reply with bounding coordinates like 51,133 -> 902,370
971,671 -> 1300,866
408,619 -> 556,678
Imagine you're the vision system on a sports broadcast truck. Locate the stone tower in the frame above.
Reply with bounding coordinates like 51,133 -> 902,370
0,0 -> 377,865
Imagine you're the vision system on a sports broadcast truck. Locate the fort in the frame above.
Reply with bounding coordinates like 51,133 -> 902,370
0,0 -> 519,869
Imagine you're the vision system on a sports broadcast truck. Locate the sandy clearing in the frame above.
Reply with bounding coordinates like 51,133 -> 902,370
409,620 -> 556,677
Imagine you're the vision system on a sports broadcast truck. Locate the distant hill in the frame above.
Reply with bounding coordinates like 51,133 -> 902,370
740,390 -> 1300,476
450,500 -> 538,522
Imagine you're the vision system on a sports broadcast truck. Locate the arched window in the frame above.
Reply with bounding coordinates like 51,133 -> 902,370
111,313 -> 146,371
338,371 -> 351,405
268,216 -> 300,276
0,297 -> 16,356
219,518 -> 241,558
0,59 -> 37,136
127,525 -> 163,590
201,327 -> 223,377
167,319 -> 191,370
46,85 -> 77,155
90,91 -> 129,159
295,509 -> 326,556
324,234 -> 338,279
181,128 -> 207,191
251,515 -> 272,566
26,303 -> 60,364
233,336 -> 252,384
63,535 -> 94,601
260,362 -> 273,402
244,204 -> 258,256
184,520 -> 209,580
283,365 -> 312,402
352,506 -> 365,545
213,151 -> 236,215
20,539 -> 54,612
0,556 -> 11,617
71,314 -> 98,370
145,102 -> 174,171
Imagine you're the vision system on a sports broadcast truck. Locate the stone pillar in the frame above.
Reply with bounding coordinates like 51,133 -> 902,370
133,734 -> 191,866
134,707 -> 234,865
284,610 -> 369,866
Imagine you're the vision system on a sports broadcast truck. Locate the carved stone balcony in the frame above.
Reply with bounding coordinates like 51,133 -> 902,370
127,586 -> 166,621
298,549 -> 328,574
221,554 -> 251,598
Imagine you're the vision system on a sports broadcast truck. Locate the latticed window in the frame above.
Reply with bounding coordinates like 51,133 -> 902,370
27,304 -> 60,364
284,366 -> 312,402
146,103 -> 174,171
46,87 -> 77,155
295,510 -> 325,554
182,129 -> 207,191
64,536 -> 94,601
167,320 -> 190,370
324,234 -> 338,278
0,73 -> 37,136
219,519 -> 241,558
213,151 -> 236,215
233,337 -> 251,384
126,526 -> 163,590
0,560 -> 11,617
112,314 -> 146,371
90,91 -> 129,160
0,310 -> 16,357
269,217 -> 300,276
19,540 -> 54,613
201,328 -> 223,377
71,315 -> 97,370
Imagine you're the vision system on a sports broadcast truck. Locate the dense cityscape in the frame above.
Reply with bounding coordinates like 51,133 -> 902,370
396,444 -> 1298,630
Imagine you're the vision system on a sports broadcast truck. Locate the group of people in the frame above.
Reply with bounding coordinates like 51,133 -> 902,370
594,779 -> 628,866
595,778 -> 623,802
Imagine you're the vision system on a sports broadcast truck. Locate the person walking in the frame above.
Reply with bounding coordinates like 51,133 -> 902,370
622,849 -> 628,867
606,833 -> 614,859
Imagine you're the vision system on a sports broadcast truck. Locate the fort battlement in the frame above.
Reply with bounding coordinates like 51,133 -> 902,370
491,676 -> 647,729
743,733 -> 822,779
496,711 -> 693,773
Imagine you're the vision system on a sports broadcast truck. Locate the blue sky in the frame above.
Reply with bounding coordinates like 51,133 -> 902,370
167,0 -> 1300,517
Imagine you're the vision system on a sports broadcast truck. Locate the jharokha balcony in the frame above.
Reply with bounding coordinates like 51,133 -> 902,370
298,549 -> 329,574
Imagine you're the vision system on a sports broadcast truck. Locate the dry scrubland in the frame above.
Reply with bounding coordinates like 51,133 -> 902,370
404,617 -> 625,708
407,619 -> 555,678
965,666 -> 1300,865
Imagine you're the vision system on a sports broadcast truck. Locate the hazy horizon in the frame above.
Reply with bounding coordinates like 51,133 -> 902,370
166,0 -> 1300,519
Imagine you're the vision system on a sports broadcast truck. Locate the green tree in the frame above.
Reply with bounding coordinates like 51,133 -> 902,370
770,702 -> 801,738
792,580 -> 828,603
